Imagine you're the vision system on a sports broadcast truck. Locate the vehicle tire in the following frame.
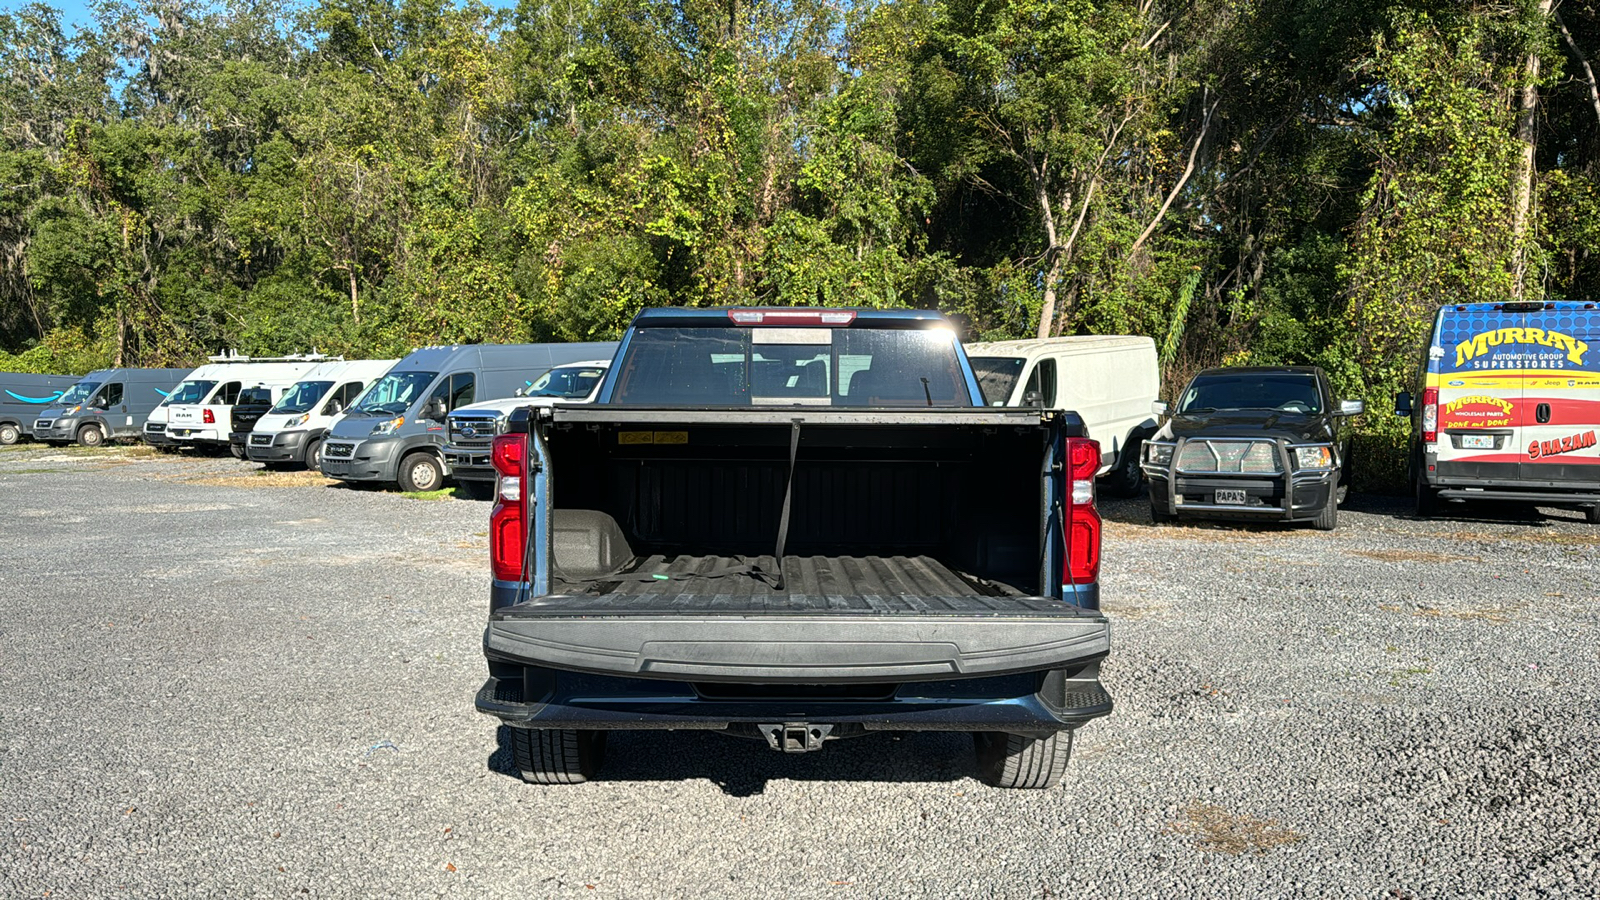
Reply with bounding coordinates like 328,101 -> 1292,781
975,730 -> 1073,789
76,423 -> 105,448
397,451 -> 444,492
1586,504 -> 1600,525
1150,503 -> 1175,525
304,438 -> 323,474
0,423 -> 19,445
229,443 -> 246,460
457,479 -> 495,501
1311,499 -> 1338,531
1100,440 -> 1145,499
511,728 -> 606,784
1413,472 -> 1439,519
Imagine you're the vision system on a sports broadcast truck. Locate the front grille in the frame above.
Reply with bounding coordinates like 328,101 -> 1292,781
34,419 -> 51,431
448,414 -> 502,447
249,433 -> 273,446
143,421 -> 165,434
1176,440 -> 1281,474
324,442 -> 355,459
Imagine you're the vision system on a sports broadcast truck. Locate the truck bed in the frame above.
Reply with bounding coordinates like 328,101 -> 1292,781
543,552 -> 1057,614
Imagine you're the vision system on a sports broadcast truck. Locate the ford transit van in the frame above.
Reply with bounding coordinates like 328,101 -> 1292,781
1398,301 -> 1600,520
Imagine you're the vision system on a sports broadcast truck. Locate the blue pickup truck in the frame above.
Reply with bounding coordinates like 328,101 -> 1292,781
474,308 -> 1112,788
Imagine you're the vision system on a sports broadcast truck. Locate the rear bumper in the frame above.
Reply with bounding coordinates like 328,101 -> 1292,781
165,425 -> 225,445
475,663 -> 1112,737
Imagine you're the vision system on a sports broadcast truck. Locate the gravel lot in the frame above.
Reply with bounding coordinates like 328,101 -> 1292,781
3,442 -> 1597,898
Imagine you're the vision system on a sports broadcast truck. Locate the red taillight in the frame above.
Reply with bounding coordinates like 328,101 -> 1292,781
489,433 -> 529,582
727,308 -> 857,326
203,409 -> 215,424
1064,438 -> 1102,586
1421,387 -> 1438,444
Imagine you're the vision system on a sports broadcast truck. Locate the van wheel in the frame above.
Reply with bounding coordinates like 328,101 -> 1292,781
1586,504 -> 1600,525
1101,440 -> 1145,499
397,452 -> 444,492
975,730 -> 1072,789
1311,500 -> 1338,531
1414,476 -> 1438,519
0,423 -> 20,445
304,438 -> 323,473
76,424 -> 105,448
511,728 -> 606,784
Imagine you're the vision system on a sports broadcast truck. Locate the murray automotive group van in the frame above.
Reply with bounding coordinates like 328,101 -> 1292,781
1398,301 -> 1600,520
0,372 -> 78,444
145,355 -> 335,452
32,368 -> 192,446
247,358 -> 397,470
320,342 -> 616,492
965,336 -> 1161,496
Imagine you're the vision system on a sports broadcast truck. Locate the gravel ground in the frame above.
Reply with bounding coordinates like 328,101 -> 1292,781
2,442 -> 1597,898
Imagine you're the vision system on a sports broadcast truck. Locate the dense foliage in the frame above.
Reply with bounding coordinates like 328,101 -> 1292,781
3,0 -> 1599,463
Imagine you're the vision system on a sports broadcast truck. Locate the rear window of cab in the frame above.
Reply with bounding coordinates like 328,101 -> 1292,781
610,326 -> 971,407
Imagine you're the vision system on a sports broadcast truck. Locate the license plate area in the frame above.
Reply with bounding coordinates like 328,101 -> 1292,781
1459,433 -> 1495,450
1214,489 -> 1248,505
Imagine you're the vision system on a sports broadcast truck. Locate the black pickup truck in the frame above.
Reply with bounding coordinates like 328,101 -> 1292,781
474,308 -> 1112,788
1141,366 -> 1364,530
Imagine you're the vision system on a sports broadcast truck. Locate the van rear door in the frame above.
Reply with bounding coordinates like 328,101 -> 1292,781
1517,306 -> 1600,484
1432,306 -> 1526,483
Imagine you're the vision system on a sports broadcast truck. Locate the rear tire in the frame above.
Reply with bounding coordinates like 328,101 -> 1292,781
229,443 -> 246,460
397,452 -> 444,492
304,438 -> 323,474
76,424 -> 105,448
1311,499 -> 1338,531
975,730 -> 1073,789
511,728 -> 606,784
1414,472 -> 1438,519
1586,504 -> 1600,525
1100,440 -> 1145,499
1150,503 -> 1175,525
0,423 -> 20,445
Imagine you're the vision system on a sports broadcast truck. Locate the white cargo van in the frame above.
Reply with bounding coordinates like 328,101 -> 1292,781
146,354 -> 336,452
247,358 -> 397,470
965,336 -> 1161,496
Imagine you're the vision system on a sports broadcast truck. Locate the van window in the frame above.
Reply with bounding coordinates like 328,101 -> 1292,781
93,383 -> 123,408
449,373 -> 475,408
238,386 -> 275,406
968,357 -> 1026,405
323,381 -> 365,414
212,381 -> 242,405
166,380 -> 215,405
353,371 -> 437,414
1022,359 -> 1057,406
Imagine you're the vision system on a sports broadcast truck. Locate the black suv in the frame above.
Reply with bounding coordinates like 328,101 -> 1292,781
1140,366 -> 1364,530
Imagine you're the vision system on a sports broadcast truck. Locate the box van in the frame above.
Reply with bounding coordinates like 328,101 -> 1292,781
247,359 -> 397,470
965,336 -> 1161,495
1397,301 -> 1600,520
442,358 -> 611,498
320,342 -> 616,492
32,368 -> 193,447
146,355 -> 336,452
0,372 -> 78,444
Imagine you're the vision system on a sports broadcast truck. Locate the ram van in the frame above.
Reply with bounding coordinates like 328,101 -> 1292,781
145,355 -> 334,452
965,336 -> 1160,496
1398,301 -> 1600,520
32,368 -> 192,447
320,342 -> 615,492
247,359 -> 397,470
0,372 -> 78,444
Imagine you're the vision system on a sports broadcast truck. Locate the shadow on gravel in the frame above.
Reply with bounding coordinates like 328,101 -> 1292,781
490,727 -> 972,796
1102,490 -> 1590,531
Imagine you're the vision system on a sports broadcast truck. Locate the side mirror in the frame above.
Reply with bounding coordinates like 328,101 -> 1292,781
325,398 -> 344,416
513,387 -> 527,397
422,397 -> 447,421
1393,392 -> 1413,417
1152,401 -> 1170,417
1339,399 -> 1366,417
1023,389 -> 1043,407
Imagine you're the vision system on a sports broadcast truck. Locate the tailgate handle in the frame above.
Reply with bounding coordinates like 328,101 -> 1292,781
1536,403 -> 1552,424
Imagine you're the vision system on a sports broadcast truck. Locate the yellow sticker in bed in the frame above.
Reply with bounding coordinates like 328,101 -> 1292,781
653,431 -> 688,444
618,431 -> 655,444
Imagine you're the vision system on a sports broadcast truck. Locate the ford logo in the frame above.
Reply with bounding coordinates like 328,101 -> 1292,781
462,426 -> 477,437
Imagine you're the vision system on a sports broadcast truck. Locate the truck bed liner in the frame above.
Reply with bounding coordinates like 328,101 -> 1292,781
543,553 -> 1054,614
